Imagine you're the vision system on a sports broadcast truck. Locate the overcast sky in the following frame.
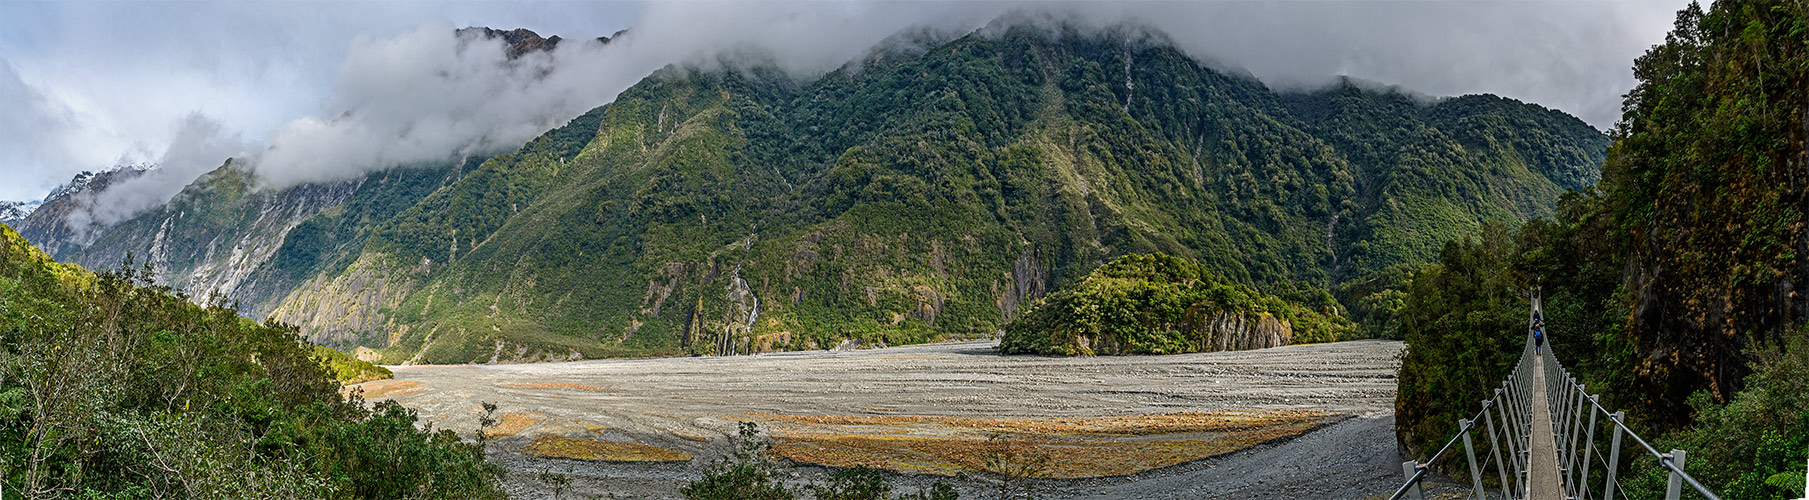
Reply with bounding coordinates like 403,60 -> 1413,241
0,0 -> 1691,205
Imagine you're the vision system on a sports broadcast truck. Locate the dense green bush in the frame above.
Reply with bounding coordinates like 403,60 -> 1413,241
999,253 -> 1353,355
1622,333 -> 1809,499
0,225 -> 501,498
1391,224 -> 1527,461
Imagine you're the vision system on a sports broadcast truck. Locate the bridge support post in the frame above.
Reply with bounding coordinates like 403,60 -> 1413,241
1403,461 -> 1426,500
1604,412 -> 1624,500
1462,418 -> 1486,499
1577,395 -> 1599,499
1664,449 -> 1687,500
1487,392 -> 1515,499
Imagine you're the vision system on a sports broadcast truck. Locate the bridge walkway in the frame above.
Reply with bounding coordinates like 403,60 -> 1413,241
1527,355 -> 1564,499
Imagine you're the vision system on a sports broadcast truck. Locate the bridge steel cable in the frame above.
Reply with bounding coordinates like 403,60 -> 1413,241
1386,294 -> 1726,500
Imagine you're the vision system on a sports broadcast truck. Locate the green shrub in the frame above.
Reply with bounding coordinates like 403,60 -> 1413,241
1622,332 -> 1809,499
683,422 -> 796,500
0,225 -> 503,498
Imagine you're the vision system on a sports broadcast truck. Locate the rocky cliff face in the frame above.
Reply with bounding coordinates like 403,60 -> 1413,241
267,253 -> 421,348
1598,1 -> 1809,420
64,163 -> 361,312
1073,311 -> 1291,355
1203,312 -> 1292,351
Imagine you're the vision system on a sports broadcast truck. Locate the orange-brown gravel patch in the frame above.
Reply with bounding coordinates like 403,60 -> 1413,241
345,379 -> 425,399
484,412 -> 546,439
522,435 -> 693,462
759,410 -> 1335,478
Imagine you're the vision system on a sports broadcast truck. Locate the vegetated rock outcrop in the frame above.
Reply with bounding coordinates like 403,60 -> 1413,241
26,18 -> 1607,364
999,253 -> 1350,355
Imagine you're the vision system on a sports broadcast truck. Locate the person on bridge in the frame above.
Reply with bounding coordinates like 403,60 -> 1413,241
1532,308 -> 1546,353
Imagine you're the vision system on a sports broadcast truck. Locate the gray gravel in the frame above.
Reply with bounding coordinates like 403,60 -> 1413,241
364,339 -> 1411,499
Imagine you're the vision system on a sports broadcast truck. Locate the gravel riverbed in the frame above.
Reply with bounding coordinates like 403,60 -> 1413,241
362,339 -> 1416,499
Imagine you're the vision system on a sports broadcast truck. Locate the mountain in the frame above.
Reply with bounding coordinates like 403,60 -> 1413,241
13,164 -> 153,257
33,20 -> 1608,364
454,26 -> 625,58
0,200 -> 39,227
10,27 -> 570,318
58,160 -> 460,318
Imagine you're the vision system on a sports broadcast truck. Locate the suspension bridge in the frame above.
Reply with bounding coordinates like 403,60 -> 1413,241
1386,294 -> 1808,500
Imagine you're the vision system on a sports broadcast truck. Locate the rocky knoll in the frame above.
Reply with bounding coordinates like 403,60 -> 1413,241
1000,253 -> 1346,356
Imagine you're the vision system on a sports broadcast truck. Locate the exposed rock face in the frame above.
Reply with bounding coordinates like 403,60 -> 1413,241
1072,312 -> 1291,355
64,164 -> 360,314
454,26 -> 619,59
1202,312 -> 1292,351
267,253 -> 419,347
996,248 -> 1047,323
457,27 -> 564,59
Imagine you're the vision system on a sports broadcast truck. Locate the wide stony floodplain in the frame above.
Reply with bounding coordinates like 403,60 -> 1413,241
354,339 -> 1405,498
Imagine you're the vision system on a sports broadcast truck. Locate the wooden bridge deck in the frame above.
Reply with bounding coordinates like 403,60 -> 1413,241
1528,358 -> 1565,499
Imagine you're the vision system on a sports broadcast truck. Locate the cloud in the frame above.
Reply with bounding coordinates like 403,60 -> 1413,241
249,3 -> 1010,188
92,114 -> 250,224
1095,0 -> 1685,131
56,113 -> 251,242
0,58 -> 149,201
253,23 -> 574,186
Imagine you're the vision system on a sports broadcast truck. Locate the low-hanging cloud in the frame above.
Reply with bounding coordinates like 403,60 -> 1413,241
254,23 -> 582,187
250,3 -> 1010,189
58,113 -> 251,241
250,0 -> 1688,191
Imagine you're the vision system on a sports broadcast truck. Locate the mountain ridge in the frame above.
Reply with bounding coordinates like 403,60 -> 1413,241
16,19 -> 1609,363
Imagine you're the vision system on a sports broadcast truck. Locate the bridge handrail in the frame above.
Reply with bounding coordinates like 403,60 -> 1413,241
1388,341 -> 1537,500
1386,295 -> 1724,500
1544,345 -> 1723,500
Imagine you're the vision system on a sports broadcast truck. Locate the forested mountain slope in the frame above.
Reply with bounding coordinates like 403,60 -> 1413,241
16,20 -> 1608,364
262,22 -> 1605,363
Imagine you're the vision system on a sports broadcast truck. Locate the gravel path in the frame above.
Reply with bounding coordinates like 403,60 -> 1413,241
364,339 -> 1409,498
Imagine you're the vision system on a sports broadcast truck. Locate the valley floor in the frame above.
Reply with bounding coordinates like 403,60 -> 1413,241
357,339 -> 1412,499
